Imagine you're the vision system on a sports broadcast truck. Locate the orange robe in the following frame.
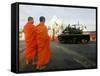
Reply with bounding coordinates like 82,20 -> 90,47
24,22 -> 37,62
36,23 -> 51,67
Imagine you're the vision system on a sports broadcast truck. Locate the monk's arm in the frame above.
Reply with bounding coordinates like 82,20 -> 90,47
37,30 -> 45,49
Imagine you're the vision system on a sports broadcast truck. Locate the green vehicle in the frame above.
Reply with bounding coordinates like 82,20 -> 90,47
58,24 -> 90,44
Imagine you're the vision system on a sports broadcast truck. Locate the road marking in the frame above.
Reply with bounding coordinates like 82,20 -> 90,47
52,42 -> 96,68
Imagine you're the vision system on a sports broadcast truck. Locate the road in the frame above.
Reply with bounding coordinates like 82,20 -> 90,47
19,41 -> 97,72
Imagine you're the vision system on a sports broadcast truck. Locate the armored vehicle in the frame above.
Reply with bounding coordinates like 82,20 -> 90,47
58,24 -> 90,44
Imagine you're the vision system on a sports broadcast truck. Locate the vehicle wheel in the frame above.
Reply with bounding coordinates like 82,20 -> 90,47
72,38 -> 77,44
81,39 -> 88,44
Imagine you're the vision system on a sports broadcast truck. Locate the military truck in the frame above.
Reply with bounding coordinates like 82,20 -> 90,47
58,24 -> 90,44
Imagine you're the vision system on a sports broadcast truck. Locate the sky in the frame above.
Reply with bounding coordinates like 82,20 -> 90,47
19,5 -> 96,31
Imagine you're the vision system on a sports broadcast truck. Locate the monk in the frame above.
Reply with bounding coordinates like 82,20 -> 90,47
24,17 -> 37,65
36,16 -> 51,70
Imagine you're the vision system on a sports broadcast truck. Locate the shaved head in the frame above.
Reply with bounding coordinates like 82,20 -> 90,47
28,16 -> 33,21
39,16 -> 45,22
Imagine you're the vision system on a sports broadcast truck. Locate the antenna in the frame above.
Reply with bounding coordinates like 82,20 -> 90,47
78,20 -> 79,26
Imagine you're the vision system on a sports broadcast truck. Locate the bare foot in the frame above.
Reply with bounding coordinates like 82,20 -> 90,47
26,60 -> 29,64
36,66 -> 46,70
32,62 -> 36,65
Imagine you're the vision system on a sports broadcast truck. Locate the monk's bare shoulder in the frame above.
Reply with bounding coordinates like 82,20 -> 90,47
44,25 -> 48,30
36,24 -> 40,29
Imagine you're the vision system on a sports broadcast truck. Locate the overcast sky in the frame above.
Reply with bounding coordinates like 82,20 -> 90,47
19,5 -> 96,31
